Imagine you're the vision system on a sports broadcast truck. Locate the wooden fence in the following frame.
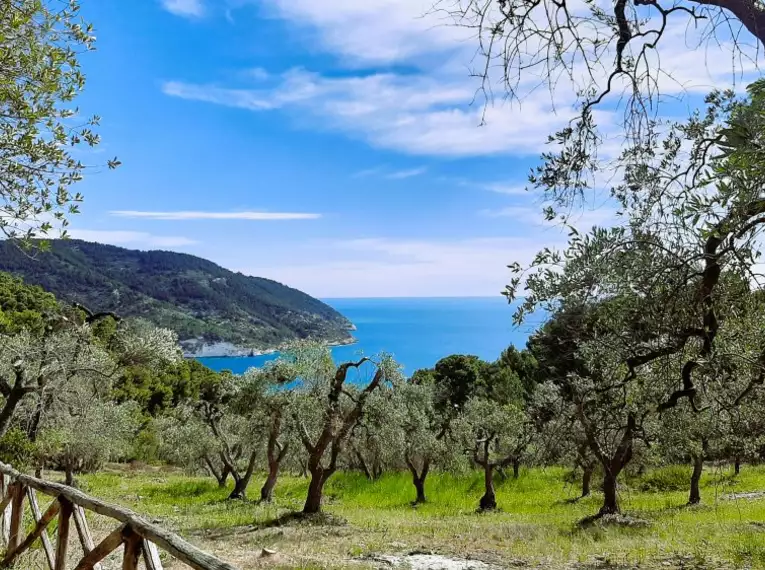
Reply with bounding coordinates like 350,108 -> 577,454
0,462 -> 239,570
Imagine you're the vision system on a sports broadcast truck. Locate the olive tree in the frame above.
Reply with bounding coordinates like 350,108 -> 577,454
437,0 -> 765,220
36,397 -> 139,486
346,388 -> 403,482
193,372 -> 261,500
1,0 -> 119,242
507,82 -> 765,514
391,381 -> 450,505
0,317 -> 180,441
155,411 -> 227,484
531,382 -> 597,498
455,398 -> 527,511
288,343 -> 402,515
656,402 -> 722,505
235,363 -> 298,503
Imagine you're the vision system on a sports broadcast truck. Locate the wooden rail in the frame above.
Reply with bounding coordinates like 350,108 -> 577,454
0,462 -> 239,570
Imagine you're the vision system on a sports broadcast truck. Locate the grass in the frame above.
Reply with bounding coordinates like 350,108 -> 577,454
68,463 -> 765,569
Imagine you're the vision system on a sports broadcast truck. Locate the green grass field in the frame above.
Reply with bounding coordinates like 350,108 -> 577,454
71,464 -> 765,569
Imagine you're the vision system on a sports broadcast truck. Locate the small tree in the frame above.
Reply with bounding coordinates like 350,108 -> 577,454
195,372 -> 260,500
531,382 -> 597,498
235,363 -> 297,503
657,402 -> 721,505
288,343 -> 402,515
347,389 -> 401,482
393,381 -> 448,505
455,398 -> 527,511
36,393 -> 140,486
155,411 -> 227,485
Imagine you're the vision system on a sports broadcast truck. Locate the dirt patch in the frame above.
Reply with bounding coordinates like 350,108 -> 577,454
578,513 -> 651,529
367,554 -> 500,569
723,491 -> 765,501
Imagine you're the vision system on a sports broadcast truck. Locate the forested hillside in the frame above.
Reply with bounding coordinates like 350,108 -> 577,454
0,240 -> 353,355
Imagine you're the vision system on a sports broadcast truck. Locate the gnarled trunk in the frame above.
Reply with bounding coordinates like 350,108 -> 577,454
228,450 -> 258,500
479,462 -> 497,511
688,453 -> 703,505
260,410 -> 288,503
0,387 -> 26,439
406,456 -> 430,505
354,450 -> 373,480
512,457 -> 520,479
601,470 -> 619,515
260,467 -> 279,503
735,456 -> 741,475
582,465 -> 593,497
204,456 -> 229,488
303,468 -> 329,514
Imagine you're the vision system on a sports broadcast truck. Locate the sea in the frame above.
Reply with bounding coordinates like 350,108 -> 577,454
198,297 -> 543,375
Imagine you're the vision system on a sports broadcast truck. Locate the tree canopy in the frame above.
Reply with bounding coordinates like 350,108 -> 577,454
0,0 -> 118,242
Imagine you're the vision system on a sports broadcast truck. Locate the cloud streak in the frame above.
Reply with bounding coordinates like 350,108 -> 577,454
386,167 -> 427,180
160,0 -> 204,17
110,210 -> 321,220
162,71 -> 571,157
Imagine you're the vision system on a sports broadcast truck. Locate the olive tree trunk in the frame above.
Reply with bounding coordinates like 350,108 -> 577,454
479,462 -> 497,511
406,456 -> 430,505
688,453 -> 704,505
228,450 -> 258,500
582,465 -> 593,497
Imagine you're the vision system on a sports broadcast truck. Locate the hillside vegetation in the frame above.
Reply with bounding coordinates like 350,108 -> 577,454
0,240 -> 353,355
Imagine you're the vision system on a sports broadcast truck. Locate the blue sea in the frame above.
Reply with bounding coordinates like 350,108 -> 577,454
198,297 -> 542,375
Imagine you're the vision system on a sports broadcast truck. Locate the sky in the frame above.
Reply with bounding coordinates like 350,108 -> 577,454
66,0 -> 761,298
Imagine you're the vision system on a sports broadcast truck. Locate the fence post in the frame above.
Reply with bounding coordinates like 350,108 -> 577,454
8,484 -> 24,552
122,530 -> 142,570
55,498 -> 73,570
0,475 -> 10,548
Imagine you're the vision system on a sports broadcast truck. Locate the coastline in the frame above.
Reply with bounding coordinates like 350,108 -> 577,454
183,336 -> 358,359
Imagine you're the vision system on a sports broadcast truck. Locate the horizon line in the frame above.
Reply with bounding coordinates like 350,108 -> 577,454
320,295 -> 514,300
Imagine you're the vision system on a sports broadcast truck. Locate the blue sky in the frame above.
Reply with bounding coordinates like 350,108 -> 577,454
67,0 -> 758,297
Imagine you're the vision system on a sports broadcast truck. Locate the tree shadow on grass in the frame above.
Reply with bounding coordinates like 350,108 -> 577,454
574,511 -> 652,530
252,511 -> 348,530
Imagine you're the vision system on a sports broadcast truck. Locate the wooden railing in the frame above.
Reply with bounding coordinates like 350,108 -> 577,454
0,462 -> 239,570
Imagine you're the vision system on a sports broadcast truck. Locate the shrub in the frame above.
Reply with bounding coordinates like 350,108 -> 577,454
635,465 -> 691,492
0,428 -> 36,468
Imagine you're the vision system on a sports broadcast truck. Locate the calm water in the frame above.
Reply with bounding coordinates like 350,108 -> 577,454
198,297 -> 542,375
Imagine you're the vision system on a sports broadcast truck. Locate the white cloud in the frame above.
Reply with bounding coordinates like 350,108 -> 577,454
162,81 -> 277,110
162,0 -> 763,163
240,236 -> 559,298
162,71 -> 573,157
160,0 -> 204,17
386,167 -> 427,180
256,0 -> 470,66
69,229 -> 197,248
482,205 -> 620,231
110,210 -> 321,220
479,183 -> 530,196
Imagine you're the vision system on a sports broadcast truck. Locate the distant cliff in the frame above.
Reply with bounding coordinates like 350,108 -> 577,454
0,240 -> 354,356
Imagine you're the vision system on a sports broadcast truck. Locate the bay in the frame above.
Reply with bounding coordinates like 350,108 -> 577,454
198,297 -> 542,375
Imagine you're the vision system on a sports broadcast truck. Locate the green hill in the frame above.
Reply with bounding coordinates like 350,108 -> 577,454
0,240 -> 354,356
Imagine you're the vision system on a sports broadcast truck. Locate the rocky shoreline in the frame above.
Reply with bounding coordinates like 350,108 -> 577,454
181,335 -> 358,359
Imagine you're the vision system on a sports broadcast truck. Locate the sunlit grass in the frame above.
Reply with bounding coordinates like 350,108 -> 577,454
77,463 -> 765,568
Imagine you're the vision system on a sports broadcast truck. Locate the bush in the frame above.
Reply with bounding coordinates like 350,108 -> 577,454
635,465 -> 691,492
0,428 -> 36,468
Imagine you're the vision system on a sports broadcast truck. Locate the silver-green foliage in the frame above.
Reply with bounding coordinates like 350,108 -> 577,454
0,0 -> 119,241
